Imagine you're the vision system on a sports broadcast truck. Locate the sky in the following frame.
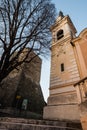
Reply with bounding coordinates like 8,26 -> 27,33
40,0 -> 87,102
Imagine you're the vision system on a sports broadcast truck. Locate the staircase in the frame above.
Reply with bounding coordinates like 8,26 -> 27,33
0,117 -> 82,130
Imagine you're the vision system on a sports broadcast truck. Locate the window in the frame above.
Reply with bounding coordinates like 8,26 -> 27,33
57,29 -> 64,40
61,63 -> 64,72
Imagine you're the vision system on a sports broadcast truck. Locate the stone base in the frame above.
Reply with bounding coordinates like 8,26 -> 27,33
79,101 -> 87,130
43,104 -> 80,121
80,115 -> 87,130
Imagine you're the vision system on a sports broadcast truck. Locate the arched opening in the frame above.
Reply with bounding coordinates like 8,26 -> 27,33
57,29 -> 64,40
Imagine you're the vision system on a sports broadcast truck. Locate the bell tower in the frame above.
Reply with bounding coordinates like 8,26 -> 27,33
43,12 -> 80,121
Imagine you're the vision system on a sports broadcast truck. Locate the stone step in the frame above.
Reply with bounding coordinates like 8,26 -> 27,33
0,117 -> 82,130
0,121 -> 82,130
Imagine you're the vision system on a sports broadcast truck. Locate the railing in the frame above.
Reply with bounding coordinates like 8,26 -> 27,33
74,77 -> 87,104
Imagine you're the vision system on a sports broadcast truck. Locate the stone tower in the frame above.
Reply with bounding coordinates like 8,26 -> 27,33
0,50 -> 46,114
43,12 -> 81,120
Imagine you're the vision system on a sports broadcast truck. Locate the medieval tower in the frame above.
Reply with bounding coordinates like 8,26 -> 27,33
43,12 -> 81,120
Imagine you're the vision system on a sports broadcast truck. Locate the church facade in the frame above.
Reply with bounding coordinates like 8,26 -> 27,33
43,12 -> 87,121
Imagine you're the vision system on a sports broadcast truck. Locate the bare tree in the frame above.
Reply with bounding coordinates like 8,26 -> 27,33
0,0 -> 56,83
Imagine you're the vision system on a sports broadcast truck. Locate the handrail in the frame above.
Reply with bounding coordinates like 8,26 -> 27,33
74,77 -> 87,86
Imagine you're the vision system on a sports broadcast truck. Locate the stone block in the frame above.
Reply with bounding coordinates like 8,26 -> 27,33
43,104 -> 80,121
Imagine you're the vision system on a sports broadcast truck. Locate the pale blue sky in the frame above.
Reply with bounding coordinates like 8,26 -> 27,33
40,0 -> 87,102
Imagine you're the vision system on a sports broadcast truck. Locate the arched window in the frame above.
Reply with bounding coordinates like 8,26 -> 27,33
57,29 -> 64,40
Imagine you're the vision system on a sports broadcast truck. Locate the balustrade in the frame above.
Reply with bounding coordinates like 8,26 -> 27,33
74,77 -> 87,104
